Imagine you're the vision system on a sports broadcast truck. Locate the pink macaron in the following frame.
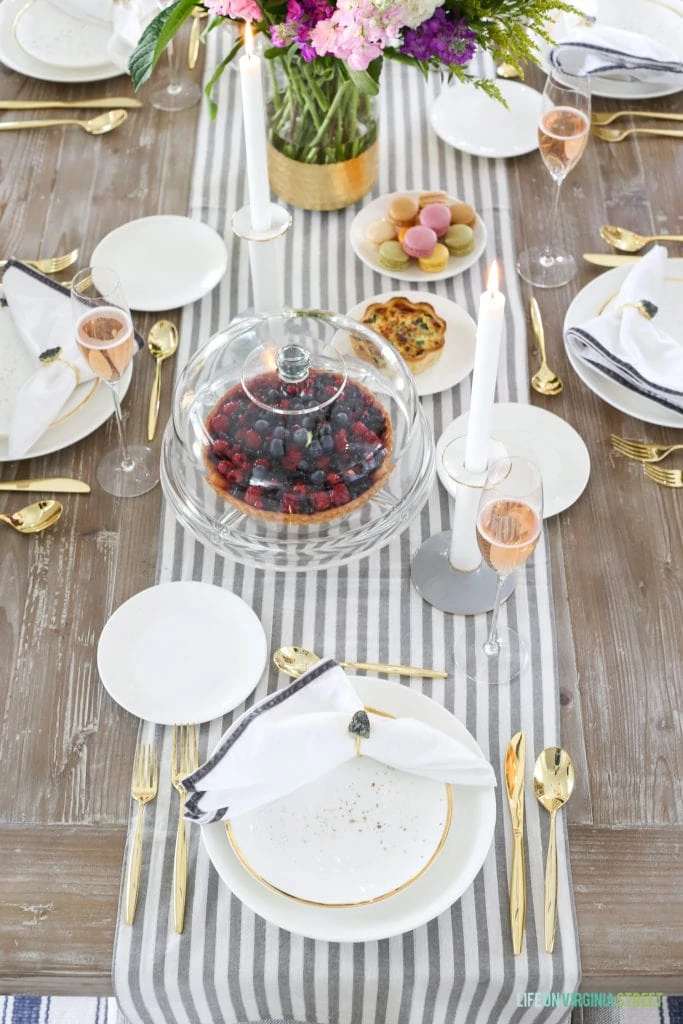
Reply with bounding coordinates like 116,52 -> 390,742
401,225 -> 438,259
419,203 -> 452,237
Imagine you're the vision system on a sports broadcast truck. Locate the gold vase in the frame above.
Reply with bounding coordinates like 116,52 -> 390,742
267,140 -> 379,212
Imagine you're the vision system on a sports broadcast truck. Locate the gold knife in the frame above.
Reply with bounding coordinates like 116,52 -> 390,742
583,253 -> 641,267
0,478 -> 90,493
504,731 -> 526,955
0,98 -> 143,110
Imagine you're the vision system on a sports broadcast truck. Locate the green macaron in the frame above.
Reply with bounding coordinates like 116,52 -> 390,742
377,239 -> 410,271
444,223 -> 475,257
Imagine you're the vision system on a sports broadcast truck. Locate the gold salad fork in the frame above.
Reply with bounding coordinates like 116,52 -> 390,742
611,434 -> 683,463
592,125 -> 683,142
644,464 -> 683,488
0,247 -> 79,273
171,723 -> 199,934
125,743 -> 159,925
592,110 -> 683,126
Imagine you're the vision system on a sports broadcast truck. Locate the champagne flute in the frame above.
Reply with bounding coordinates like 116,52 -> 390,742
454,456 -> 543,684
149,3 -> 201,112
71,267 -> 159,498
516,68 -> 591,288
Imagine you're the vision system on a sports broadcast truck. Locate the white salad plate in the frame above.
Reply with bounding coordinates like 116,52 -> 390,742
346,291 -> 476,397
540,0 -> 683,100
0,0 -> 121,83
350,190 -> 487,284
437,403 -> 591,518
13,0 -> 113,70
97,582 -> 268,725
203,676 -> 496,942
0,306 -> 133,462
430,79 -> 543,159
91,216 -> 229,312
563,259 -> 683,429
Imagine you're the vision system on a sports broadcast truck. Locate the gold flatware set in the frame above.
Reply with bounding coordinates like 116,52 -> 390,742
592,108 -> 683,143
529,298 -> 562,396
0,98 -> 143,111
0,247 -> 79,272
612,434 -> 683,488
0,480 -> 90,535
125,743 -> 159,925
0,94 -> 140,134
599,224 -> 683,253
147,321 -> 179,442
592,109 -> 683,126
504,733 -> 575,955
0,110 -> 128,135
273,644 -> 448,679
171,723 -> 199,933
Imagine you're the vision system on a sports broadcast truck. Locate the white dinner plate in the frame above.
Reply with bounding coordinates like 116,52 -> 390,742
228,753 -> 451,906
0,0 -> 122,83
563,258 -> 683,429
91,216 -> 229,313
13,0 -> 113,70
346,291 -> 476,397
430,79 -> 543,159
437,403 -> 591,518
97,582 -> 268,725
0,307 -> 132,462
203,676 -> 496,942
539,0 -> 683,100
350,190 -> 487,284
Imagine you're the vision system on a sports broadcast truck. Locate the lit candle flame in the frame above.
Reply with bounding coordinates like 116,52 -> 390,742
244,20 -> 254,58
486,261 -> 500,295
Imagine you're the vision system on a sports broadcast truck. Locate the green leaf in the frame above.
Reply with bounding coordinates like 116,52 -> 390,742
127,0 -> 196,90
347,69 -> 380,96
204,42 -> 243,118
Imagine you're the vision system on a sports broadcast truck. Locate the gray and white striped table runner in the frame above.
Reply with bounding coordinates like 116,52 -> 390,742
113,36 -> 581,1024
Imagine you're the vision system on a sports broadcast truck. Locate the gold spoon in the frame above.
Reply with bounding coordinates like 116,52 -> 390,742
273,645 -> 448,680
529,298 -> 563,396
496,62 -> 520,79
0,110 -> 128,136
599,224 -> 683,253
0,499 -> 63,534
533,747 -> 575,953
147,320 -> 179,441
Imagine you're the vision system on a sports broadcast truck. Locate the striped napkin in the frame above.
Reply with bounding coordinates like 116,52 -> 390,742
550,23 -> 683,81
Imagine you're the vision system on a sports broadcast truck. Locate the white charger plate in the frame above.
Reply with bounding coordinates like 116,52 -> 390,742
0,0 -> 121,83
563,259 -> 683,429
350,190 -> 486,284
13,0 -> 113,70
437,403 -> 591,518
539,0 -> 683,100
430,79 -> 543,159
97,582 -> 268,724
91,216 -> 229,313
203,676 -> 496,942
346,290 -> 476,397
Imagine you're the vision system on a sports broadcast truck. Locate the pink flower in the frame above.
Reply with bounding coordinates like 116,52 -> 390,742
205,0 -> 262,19
307,0 -> 405,69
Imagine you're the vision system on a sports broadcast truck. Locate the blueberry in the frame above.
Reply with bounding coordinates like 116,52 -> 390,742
269,438 -> 285,458
308,440 -> 322,457
310,469 -> 325,486
332,411 -> 349,428
293,427 -> 308,447
321,435 -> 334,454
297,458 -> 310,472
254,418 -> 270,434
267,388 -> 281,403
251,465 -> 269,481
301,415 -> 315,429
320,423 -> 332,436
272,425 -> 286,439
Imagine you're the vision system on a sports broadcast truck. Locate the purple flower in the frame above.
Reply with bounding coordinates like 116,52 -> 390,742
400,9 -> 477,65
270,0 -> 334,57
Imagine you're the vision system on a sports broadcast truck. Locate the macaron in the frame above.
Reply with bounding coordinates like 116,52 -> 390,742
419,203 -> 451,237
444,223 -> 475,257
365,219 -> 397,246
401,225 -> 438,259
377,239 -> 411,272
386,195 -> 419,227
418,242 -> 449,273
449,202 -> 477,227
419,190 -> 450,208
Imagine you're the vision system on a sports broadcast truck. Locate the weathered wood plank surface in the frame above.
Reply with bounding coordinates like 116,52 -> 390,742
0,56 -> 681,994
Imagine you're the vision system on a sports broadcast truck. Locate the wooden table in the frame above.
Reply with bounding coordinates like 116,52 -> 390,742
0,57 -> 681,998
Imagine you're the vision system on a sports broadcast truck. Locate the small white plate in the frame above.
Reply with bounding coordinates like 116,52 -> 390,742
0,0 -> 121,83
346,291 -> 476,397
430,79 -> 542,159
563,258 -> 683,428
350,190 -> 486,284
203,676 -> 496,942
228,753 -> 451,906
97,582 -> 267,724
90,216 -> 229,313
436,402 -> 591,518
14,0 -> 113,70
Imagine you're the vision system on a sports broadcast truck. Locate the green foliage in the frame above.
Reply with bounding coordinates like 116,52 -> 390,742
128,0 -> 196,89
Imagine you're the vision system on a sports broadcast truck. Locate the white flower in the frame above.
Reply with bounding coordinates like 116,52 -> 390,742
373,0 -> 445,29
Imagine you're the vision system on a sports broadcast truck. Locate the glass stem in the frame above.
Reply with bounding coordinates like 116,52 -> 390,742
543,178 -> 564,262
108,383 -> 134,471
483,574 -> 507,658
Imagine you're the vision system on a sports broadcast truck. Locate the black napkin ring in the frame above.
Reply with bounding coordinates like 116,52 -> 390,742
618,299 -> 658,320
348,709 -> 370,757
39,346 -> 82,385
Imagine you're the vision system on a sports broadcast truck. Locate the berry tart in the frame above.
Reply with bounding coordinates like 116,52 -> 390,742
204,370 -> 394,524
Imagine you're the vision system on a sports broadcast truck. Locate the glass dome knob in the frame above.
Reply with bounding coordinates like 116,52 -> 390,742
276,344 -> 311,383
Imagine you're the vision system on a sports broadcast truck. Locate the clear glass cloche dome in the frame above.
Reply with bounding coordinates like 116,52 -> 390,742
160,309 -> 435,571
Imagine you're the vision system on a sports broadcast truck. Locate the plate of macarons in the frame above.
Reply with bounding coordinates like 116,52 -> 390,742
349,189 -> 487,283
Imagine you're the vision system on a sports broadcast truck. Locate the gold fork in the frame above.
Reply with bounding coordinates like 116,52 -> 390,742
592,125 -> 683,143
644,464 -> 683,487
0,248 -> 79,274
125,742 -> 159,925
171,723 -> 199,934
592,110 -> 683,126
611,434 -> 683,463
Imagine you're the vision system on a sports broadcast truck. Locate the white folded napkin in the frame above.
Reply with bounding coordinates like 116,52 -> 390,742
49,0 -> 114,26
2,260 -> 141,459
183,659 -> 496,824
550,23 -> 683,82
108,0 -> 162,71
564,246 -> 683,415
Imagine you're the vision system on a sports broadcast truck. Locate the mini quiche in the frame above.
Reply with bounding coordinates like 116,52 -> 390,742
353,296 -> 447,375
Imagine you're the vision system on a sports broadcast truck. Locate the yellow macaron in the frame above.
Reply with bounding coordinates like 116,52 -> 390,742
418,242 -> 449,273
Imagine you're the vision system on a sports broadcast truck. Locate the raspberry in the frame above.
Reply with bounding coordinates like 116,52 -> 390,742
293,481 -> 307,495
311,491 -> 331,511
351,421 -> 380,446
331,483 -> 350,506
216,460 -> 233,478
334,429 -> 349,455
244,486 -> 264,508
245,430 -> 261,451
211,439 -> 232,458
282,492 -> 299,514
282,448 -> 301,471
210,414 -> 230,434
326,472 -> 342,486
